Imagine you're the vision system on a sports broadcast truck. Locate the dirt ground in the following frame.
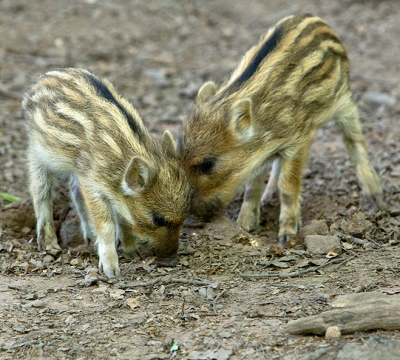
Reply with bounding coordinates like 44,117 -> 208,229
1,0 -> 400,359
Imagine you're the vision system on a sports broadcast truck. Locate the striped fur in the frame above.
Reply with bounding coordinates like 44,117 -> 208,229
179,14 -> 382,242
23,68 -> 191,277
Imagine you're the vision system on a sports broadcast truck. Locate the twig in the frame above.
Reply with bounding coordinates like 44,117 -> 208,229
367,238 -> 383,247
213,289 -> 227,314
240,259 -> 342,279
333,254 -> 358,271
165,278 -> 210,286
119,277 -> 210,289
5,340 -> 39,350
180,297 -> 185,317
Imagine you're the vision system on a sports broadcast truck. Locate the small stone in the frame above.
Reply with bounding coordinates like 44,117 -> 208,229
30,259 -> 43,269
88,271 -> 98,278
391,165 -> 400,178
70,258 -> 79,266
180,258 -> 189,266
199,287 -> 207,298
43,254 -> 54,265
92,286 -> 108,293
21,227 -> 31,235
363,91 -> 396,108
325,326 -> 341,339
305,235 -> 341,255
219,331 -> 232,338
61,253 -> 70,264
65,315 -> 76,324
299,220 -> 329,239
79,275 -> 98,287
271,260 -> 290,268
82,323 -> 90,330
86,267 -> 98,274
31,300 -> 45,308
47,248 -> 61,257
206,287 -> 215,300
24,293 -> 37,300
143,69 -> 167,86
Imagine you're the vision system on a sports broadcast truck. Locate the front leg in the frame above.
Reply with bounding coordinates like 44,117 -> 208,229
237,169 -> 267,231
278,143 -> 311,243
118,216 -> 140,261
79,182 -> 120,277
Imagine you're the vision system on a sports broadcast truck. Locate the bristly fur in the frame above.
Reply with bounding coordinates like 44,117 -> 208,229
23,68 -> 192,277
179,14 -> 382,241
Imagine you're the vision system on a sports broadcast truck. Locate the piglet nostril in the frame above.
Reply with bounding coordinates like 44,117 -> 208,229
156,255 -> 178,267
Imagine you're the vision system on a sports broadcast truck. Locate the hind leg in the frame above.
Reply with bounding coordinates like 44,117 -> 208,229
261,158 -> 281,206
69,175 -> 95,246
28,156 -> 60,251
334,95 -> 383,207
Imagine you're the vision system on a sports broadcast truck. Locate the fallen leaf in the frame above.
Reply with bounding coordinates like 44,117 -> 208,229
170,340 -> 179,352
109,289 -> 125,299
326,247 -> 339,259
342,242 -> 354,250
126,297 -> 141,309
0,192 -> 21,203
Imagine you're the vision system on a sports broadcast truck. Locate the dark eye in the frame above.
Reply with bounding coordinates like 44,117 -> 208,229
153,214 -> 168,227
195,158 -> 215,175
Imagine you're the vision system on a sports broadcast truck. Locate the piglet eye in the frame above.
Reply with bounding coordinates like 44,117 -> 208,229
195,158 -> 215,175
153,214 -> 167,227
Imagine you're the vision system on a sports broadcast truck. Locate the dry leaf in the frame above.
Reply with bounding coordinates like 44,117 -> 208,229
268,244 -> 283,257
326,247 -> 339,259
342,242 -> 354,250
126,297 -> 141,309
109,289 -> 125,299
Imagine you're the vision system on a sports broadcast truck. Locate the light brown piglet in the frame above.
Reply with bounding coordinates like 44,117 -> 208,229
23,68 -> 191,277
179,14 -> 382,242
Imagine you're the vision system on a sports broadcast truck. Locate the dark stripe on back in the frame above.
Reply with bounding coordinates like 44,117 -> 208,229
231,26 -> 284,87
83,73 -> 142,137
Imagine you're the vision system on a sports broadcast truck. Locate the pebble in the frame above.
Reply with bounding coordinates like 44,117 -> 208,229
199,287 -> 207,298
86,267 -> 98,274
298,220 -> 329,239
31,299 -> 45,308
21,226 -> 31,234
305,235 -> 341,255
363,91 -> 396,108
65,315 -> 76,324
92,286 -> 108,293
43,254 -> 54,265
206,287 -> 215,300
325,325 -> 341,339
143,69 -> 167,87
71,258 -> 83,266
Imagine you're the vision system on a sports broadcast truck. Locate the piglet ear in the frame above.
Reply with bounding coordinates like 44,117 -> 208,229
122,157 -> 154,195
196,81 -> 217,103
230,98 -> 254,142
161,130 -> 177,158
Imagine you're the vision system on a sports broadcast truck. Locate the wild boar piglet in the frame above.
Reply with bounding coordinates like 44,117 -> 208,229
23,68 -> 191,277
179,14 -> 382,242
